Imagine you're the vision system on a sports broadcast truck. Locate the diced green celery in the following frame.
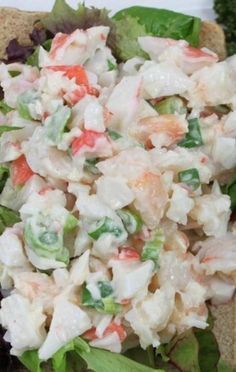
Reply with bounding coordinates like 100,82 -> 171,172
84,158 -> 101,175
117,208 -> 143,234
107,130 -> 122,140
24,218 -> 69,264
98,281 -> 113,298
64,214 -> 78,232
88,217 -> 123,240
102,297 -> 121,314
178,168 -> 200,191
82,284 -> 120,314
178,118 -> 203,148
141,229 -> 165,268
154,96 -> 187,115
39,231 -> 58,245
107,59 -> 117,71
82,286 -> 103,309
45,106 -> 71,145
17,89 -> 39,120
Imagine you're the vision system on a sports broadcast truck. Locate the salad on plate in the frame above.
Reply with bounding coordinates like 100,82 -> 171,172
0,1 -> 235,371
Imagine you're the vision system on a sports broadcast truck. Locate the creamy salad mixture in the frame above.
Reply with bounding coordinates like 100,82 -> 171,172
0,26 -> 235,362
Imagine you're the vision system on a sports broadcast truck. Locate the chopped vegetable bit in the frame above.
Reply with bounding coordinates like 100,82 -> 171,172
88,216 -> 124,240
98,281 -> 113,297
117,208 -> 143,234
141,229 -> 165,268
107,59 -> 117,71
17,89 -> 39,120
82,281 -> 120,314
44,106 -> 71,145
178,118 -> 203,148
178,168 -> 200,191
24,217 -> 69,264
107,130 -> 122,140
84,158 -> 101,175
154,96 -> 187,115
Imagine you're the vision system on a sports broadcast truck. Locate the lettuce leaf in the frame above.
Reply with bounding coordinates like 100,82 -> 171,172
19,337 -> 163,372
111,15 -> 148,61
78,347 -> 162,372
19,350 -> 42,372
165,329 -> 201,371
114,6 -> 201,47
195,325 -> 220,371
5,39 -> 34,64
42,0 -> 115,44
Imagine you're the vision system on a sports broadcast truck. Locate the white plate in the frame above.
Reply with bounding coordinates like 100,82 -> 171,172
0,0 -> 216,20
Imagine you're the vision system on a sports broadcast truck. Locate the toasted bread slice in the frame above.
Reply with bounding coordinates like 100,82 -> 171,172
200,20 -> 227,60
0,5 -> 234,368
0,7 -> 46,59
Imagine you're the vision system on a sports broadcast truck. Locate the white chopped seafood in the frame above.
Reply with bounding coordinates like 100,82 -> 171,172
0,26 -> 235,361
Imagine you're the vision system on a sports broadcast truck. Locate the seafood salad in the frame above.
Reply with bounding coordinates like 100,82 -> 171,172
0,5 -> 235,371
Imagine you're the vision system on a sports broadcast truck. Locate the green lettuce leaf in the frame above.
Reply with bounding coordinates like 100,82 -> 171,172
42,0 -> 115,43
77,345 -> 162,372
52,339 -> 88,372
19,337 -> 163,372
124,346 -> 156,368
195,326 -> 220,372
166,329 -> 200,371
112,15 -> 149,61
114,6 -> 201,47
19,350 -> 42,372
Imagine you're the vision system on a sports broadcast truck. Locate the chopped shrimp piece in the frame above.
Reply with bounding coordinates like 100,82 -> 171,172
40,27 -> 109,67
46,65 -> 89,86
117,247 -> 140,261
138,36 -> 218,74
130,172 -> 168,229
136,114 -> 188,147
11,155 -> 35,186
196,233 -> 236,275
